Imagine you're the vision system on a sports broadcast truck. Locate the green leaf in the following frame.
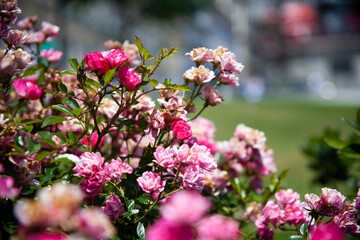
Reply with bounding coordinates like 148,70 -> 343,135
53,132 -> 67,144
57,82 -> 68,94
61,70 -> 76,75
149,79 -> 158,88
10,144 -> 25,153
164,78 -> 171,86
137,194 -> 154,205
357,108 -> 360,124
69,58 -> 79,70
85,78 -> 102,88
41,116 -> 67,128
51,104 -> 74,116
28,141 -> 41,154
21,119 -> 43,125
126,199 -> 135,211
289,236 -> 303,240
342,117 -> 360,131
73,108 -> 82,116
299,223 -> 307,236
325,137 -> 347,149
36,150 -> 56,160
44,89 -> 61,96
134,35 -> 153,61
37,131 -> 52,139
137,222 -> 145,240
53,154 -> 80,164
279,169 -> 289,180
38,138 -> 57,147
104,68 -> 117,85
172,84 -> 191,91
123,209 -> 139,218
68,132 -> 77,143
64,98 -> 80,109
22,65 -> 42,77
20,125 -> 33,132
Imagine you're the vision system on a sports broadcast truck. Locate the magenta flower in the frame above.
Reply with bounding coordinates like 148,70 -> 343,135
104,49 -> 129,69
40,48 -> 63,62
80,132 -> 105,148
171,119 -> 192,140
154,145 -> 177,168
73,152 -> 105,179
137,171 -> 165,194
305,193 -> 327,213
160,190 -> 211,224
118,65 -> 141,91
103,158 -> 133,182
0,176 -> 18,198
13,78 -> 42,100
275,189 -> 300,206
197,214 -> 240,240
27,232 -> 66,240
101,194 -> 124,221
84,51 -> 108,74
146,217 -> 194,240
333,211 -> 360,237
310,223 -> 344,240
321,187 -> 346,212
202,86 -> 223,106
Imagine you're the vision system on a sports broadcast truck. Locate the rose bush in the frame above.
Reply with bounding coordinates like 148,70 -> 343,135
0,1 -> 360,240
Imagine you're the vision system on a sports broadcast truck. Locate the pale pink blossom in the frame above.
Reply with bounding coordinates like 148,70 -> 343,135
234,123 -> 266,146
0,176 -> 18,198
202,86 -> 223,106
101,194 -> 124,221
185,47 -> 215,63
305,193 -> 327,213
154,145 -> 177,168
197,214 -> 240,240
137,171 -> 165,194
333,211 -> 360,237
24,30 -> 46,44
160,190 -> 211,224
13,78 -> 42,100
103,157 -> 133,182
17,16 -> 38,30
284,202 -> 308,225
213,46 -> 229,64
220,51 -> 244,74
262,201 -> 284,226
171,119 -> 192,140
14,48 -> 31,68
189,117 -> 216,140
180,165 -> 205,192
321,187 -> 346,212
220,71 -> 239,88
118,65 -> 141,91
310,223 -> 344,240
275,189 -> 300,206
40,48 -> 63,62
73,152 -> 105,179
188,143 -> 217,171
183,65 -> 215,85
41,21 -> 59,38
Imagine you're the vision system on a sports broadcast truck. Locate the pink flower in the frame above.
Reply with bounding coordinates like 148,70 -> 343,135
185,47 -> 215,63
79,176 -> 105,199
137,171 -> 165,194
26,232 -> 66,240
13,78 -> 42,100
41,21 -> 59,38
80,132 -> 105,148
183,65 -> 215,85
101,195 -> 124,221
262,201 -> 284,226
146,217 -> 194,240
84,51 -> 108,74
154,145 -> 177,168
73,152 -> 105,179
321,187 -> 346,212
188,143 -> 217,171
220,71 -> 239,88
180,165 -> 205,192
103,158 -> 133,182
284,202 -> 307,226
202,86 -> 223,106
103,49 -> 129,69
305,193 -> 327,213
220,52 -> 244,74
171,119 -> 192,140
310,223 -> 344,240
197,214 -> 240,240
0,176 -> 18,198
160,190 -> 211,224
275,189 -> 300,206
189,117 -> 216,140
40,48 -> 63,62
333,211 -> 360,236
118,65 -> 141,91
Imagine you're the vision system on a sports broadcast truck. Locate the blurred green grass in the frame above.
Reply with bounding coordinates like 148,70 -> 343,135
198,97 -> 358,197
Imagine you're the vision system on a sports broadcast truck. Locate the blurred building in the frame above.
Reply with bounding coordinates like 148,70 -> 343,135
18,0 -> 360,102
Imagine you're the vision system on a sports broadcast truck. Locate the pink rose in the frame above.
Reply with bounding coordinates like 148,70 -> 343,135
183,65 -> 215,85
101,194 -> 124,221
13,78 -> 42,100
197,214 -> 240,240
321,187 -> 346,212
41,21 -> 59,38
104,49 -> 128,69
202,85 -> 223,106
80,132 -> 105,148
154,145 -> 177,168
103,158 -> 133,182
0,176 -> 18,198
146,218 -> 194,240
171,119 -> 192,140
40,48 -> 63,62
118,65 -> 141,91
310,223 -> 344,240
84,51 -> 108,74
137,171 -> 165,194
220,71 -> 239,88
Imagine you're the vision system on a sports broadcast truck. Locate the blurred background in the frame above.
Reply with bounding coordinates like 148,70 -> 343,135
17,0 -> 360,195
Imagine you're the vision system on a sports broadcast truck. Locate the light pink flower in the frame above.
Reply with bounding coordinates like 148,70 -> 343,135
234,123 -> 266,146
41,21 -> 59,38
220,71 -> 239,88
333,211 -> 360,237
284,202 -> 307,225
73,152 -> 105,179
202,86 -> 223,106
183,65 -> 215,85
160,190 -> 211,224
14,48 -> 31,68
275,189 -> 300,206
171,119 -> 192,140
103,157 -> 133,182
262,201 -> 284,226
24,30 -> 46,44
0,176 -> 18,198
13,78 -> 42,100
185,47 -> 215,63
189,117 -> 216,140
118,65 -> 141,91
137,171 -> 165,194
146,217 -> 194,240
40,48 -> 63,62
305,193 -> 327,213
310,223 -> 344,240
101,194 -> 124,221
154,145 -> 177,168
197,214 -> 240,240
220,51 -> 244,74
321,187 -> 346,212
187,143 -> 217,171
180,165 -> 205,192
17,16 -> 38,30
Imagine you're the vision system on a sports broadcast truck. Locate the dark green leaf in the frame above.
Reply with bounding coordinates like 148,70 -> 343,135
126,199 -> 135,211
123,209 -> 139,218
10,144 -> 25,153
137,222 -> 145,240
38,138 -> 57,147
37,131 -> 51,139
57,82 -> 68,94
299,223 -> 307,236
51,104 -> 74,116
137,194 -> 154,205
21,125 -> 33,132
28,141 -> 41,154
64,98 -> 81,109
53,132 -> 67,144
104,68 -> 117,85
44,89 -> 61,96
68,132 -> 77,143
36,150 -> 57,160
85,78 -> 102,88
41,116 -> 67,128
21,119 -> 43,125
69,58 -> 79,70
